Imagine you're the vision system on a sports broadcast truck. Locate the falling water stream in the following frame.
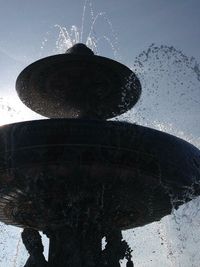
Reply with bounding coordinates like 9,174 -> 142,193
0,1 -> 200,266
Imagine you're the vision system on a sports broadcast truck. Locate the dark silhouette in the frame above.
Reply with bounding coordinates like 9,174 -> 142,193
0,43 -> 199,266
22,228 -> 48,267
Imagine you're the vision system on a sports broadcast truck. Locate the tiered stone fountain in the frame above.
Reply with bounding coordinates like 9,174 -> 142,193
0,43 -> 200,267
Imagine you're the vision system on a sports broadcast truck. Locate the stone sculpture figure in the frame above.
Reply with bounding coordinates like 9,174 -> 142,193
21,228 -> 48,267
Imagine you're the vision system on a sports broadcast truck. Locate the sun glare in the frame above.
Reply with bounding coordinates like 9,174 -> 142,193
0,95 -> 43,126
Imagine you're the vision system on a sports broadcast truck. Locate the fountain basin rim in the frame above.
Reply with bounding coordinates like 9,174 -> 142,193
0,119 -> 199,230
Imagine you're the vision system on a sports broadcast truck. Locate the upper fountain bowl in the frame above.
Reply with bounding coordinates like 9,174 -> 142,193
16,43 -> 141,119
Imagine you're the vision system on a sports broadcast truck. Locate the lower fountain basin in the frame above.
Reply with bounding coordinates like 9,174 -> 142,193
0,119 -> 199,231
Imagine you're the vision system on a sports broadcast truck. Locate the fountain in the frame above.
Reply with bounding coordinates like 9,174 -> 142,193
0,43 -> 200,266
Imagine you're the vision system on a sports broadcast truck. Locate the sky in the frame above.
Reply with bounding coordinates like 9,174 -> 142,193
0,0 -> 200,266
